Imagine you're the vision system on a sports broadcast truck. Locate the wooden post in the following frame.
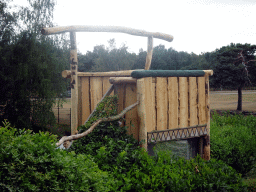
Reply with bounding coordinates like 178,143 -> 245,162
179,77 -> 189,128
137,78 -> 147,150
204,74 -> 211,160
145,36 -> 153,70
70,32 -> 78,135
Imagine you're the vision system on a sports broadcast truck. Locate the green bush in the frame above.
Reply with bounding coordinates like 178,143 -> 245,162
71,95 -> 140,172
112,151 -> 247,191
70,96 -> 247,191
211,112 -> 256,176
0,121 -> 116,192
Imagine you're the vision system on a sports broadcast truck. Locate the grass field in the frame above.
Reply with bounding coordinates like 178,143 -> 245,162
210,90 -> 256,111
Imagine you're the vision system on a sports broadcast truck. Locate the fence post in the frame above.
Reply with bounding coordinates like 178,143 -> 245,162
58,106 -> 59,124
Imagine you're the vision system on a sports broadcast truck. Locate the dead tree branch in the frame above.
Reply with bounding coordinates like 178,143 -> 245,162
56,101 -> 139,147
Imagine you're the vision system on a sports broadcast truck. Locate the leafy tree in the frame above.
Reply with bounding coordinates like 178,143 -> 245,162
181,52 -> 214,70
78,51 -> 97,72
0,0 -> 18,43
211,43 -> 256,110
0,31 -> 69,130
18,0 -> 56,35
136,45 -> 197,70
132,48 -> 147,69
91,39 -> 136,72
0,0 -> 69,131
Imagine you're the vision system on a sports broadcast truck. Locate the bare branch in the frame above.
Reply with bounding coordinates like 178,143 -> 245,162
56,101 -> 139,147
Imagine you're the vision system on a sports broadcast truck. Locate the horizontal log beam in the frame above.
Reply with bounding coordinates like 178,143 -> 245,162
62,70 -> 213,79
41,25 -> 174,42
203,70 -> 213,76
109,77 -> 137,84
62,70 -> 137,78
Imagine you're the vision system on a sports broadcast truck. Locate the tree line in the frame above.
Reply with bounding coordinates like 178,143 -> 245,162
1,0 -> 255,131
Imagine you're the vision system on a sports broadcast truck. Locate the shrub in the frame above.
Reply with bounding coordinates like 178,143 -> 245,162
70,96 -> 247,191
0,121 -> 116,192
211,112 -> 256,176
106,148 -> 246,191
70,95 -> 140,172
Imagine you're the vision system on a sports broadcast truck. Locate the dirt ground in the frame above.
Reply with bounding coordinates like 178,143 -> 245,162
53,90 -> 256,125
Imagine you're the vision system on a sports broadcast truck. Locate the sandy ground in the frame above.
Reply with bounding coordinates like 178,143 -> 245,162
53,90 -> 256,125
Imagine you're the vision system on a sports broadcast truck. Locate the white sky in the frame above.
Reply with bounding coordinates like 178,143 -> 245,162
12,0 -> 256,55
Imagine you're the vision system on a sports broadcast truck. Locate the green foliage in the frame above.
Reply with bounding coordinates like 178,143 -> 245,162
70,95 -> 140,172
0,0 -> 70,131
211,112 -> 256,176
112,152 -> 246,191
0,0 -> 18,42
0,31 -> 69,131
0,121 -> 116,191
81,39 -> 136,72
211,43 -> 256,89
134,45 -> 198,70
18,0 -> 56,35
70,96 -> 247,191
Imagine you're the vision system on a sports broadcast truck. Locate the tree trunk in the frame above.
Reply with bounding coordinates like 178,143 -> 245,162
237,87 -> 242,111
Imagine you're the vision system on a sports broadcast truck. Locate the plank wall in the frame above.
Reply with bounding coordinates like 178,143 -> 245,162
143,76 -> 208,132
78,75 -> 208,143
78,75 -> 139,140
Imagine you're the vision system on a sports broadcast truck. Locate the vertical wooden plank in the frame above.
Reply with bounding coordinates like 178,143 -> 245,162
81,77 -> 90,125
152,78 -> 156,131
189,77 -> 198,126
168,77 -> 179,129
198,77 -> 206,124
144,77 -> 155,133
90,77 -> 103,111
179,77 -> 188,128
137,78 -> 147,150
156,77 -> 168,131
125,83 -> 139,140
199,137 -> 204,158
77,77 -> 82,127
102,77 -> 114,96
114,84 -> 125,114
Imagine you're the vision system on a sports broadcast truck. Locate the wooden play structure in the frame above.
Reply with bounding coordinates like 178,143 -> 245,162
42,26 -> 213,160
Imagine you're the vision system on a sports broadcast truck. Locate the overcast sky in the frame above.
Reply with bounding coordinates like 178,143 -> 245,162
13,0 -> 256,55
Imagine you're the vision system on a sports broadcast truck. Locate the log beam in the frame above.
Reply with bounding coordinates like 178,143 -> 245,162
41,25 -> 174,42
109,77 -> 137,84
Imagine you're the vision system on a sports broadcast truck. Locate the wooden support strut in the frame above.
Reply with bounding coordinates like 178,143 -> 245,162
145,36 -> 153,70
